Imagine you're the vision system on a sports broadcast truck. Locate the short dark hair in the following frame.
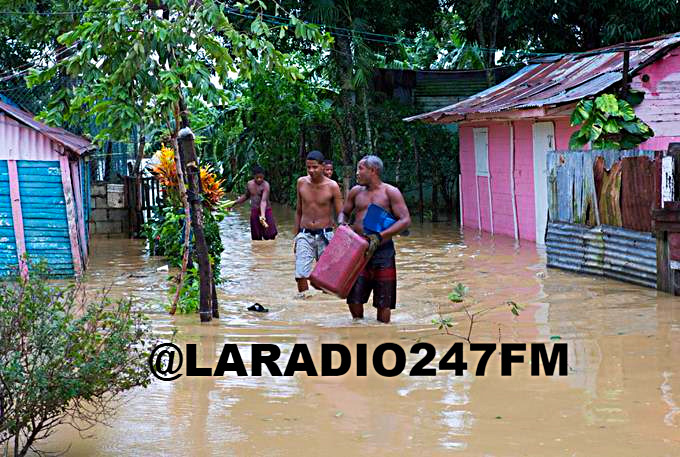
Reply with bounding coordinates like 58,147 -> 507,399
323,159 -> 333,166
252,165 -> 265,175
306,150 -> 325,164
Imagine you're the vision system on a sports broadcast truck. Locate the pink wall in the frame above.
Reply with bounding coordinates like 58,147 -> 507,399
633,49 -> 680,150
459,126 -> 479,230
459,118 -> 578,242
512,120 -> 536,241
457,51 -> 680,241
0,114 -> 59,161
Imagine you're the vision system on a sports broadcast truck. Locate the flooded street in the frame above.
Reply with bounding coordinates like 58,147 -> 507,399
46,205 -> 680,456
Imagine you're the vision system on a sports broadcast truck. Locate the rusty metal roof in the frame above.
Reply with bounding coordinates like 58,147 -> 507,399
405,33 -> 680,123
0,100 -> 93,155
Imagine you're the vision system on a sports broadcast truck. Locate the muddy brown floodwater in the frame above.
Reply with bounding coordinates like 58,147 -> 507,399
42,204 -> 679,456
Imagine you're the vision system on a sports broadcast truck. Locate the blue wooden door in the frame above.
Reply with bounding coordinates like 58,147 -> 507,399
0,161 -> 18,276
18,160 -> 74,276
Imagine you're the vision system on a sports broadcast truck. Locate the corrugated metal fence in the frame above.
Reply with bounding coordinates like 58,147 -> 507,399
546,149 -> 660,288
546,222 -> 656,288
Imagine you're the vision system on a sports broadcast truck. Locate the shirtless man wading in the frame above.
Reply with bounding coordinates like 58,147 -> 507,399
233,165 -> 278,240
294,151 -> 343,294
338,155 -> 411,323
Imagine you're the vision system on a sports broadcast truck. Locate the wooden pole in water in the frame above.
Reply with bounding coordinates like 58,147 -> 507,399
169,108 -> 192,316
177,127 -> 215,322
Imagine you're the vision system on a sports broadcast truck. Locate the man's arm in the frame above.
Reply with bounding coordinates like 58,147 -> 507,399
294,178 -> 303,234
379,186 -> 411,241
259,182 -> 270,219
332,181 -> 343,224
234,187 -> 250,206
337,186 -> 358,225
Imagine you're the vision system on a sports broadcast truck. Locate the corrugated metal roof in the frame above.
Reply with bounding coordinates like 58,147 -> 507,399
0,100 -> 93,155
405,33 -> 680,123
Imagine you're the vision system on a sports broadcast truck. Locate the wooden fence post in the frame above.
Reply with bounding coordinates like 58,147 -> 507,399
177,127 -> 216,322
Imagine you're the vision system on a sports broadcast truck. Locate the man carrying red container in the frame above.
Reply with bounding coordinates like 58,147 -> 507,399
338,155 -> 411,324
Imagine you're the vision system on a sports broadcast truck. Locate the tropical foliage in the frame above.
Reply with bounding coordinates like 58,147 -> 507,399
151,145 -> 226,208
145,143 -> 228,314
569,92 -> 654,150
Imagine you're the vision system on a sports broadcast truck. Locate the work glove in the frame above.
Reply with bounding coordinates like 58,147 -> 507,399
365,233 -> 382,258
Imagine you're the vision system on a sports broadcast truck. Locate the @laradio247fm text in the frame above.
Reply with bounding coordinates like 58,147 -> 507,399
148,342 -> 568,380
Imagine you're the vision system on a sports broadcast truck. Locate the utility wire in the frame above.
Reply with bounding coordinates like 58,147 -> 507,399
0,7 -> 588,57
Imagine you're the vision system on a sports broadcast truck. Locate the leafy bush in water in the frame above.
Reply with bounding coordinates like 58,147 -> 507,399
0,267 -> 157,456
145,207 -> 224,274
168,267 -> 200,314
144,206 -> 224,314
144,206 -> 186,262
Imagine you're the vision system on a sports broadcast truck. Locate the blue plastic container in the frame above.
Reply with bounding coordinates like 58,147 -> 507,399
363,204 -> 396,234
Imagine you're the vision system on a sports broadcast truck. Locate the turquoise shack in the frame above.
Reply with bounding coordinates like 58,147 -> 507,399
0,100 -> 93,277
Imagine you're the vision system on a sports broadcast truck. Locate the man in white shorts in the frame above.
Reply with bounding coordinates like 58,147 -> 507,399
294,150 -> 343,293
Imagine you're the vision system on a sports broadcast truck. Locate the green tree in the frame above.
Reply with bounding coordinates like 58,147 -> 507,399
569,93 -> 654,149
447,0 -> 680,63
218,60 -> 334,203
27,0 -> 329,322
278,0 -> 440,193
0,268 -> 156,457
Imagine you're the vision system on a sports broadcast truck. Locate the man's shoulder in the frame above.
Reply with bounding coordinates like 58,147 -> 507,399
348,184 -> 364,195
383,182 -> 402,194
297,176 -> 309,185
326,177 -> 341,190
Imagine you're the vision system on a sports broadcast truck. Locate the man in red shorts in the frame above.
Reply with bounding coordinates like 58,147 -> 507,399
233,165 -> 278,240
338,155 -> 411,323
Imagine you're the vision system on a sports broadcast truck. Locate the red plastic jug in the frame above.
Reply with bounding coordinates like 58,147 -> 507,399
310,225 -> 369,298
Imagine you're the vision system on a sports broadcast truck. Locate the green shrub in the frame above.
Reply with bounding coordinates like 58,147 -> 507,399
0,268 -> 157,456
167,267 -> 200,314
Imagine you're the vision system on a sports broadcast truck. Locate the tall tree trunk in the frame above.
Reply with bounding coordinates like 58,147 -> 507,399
333,33 -> 358,185
432,168 -> 439,222
103,141 -> 113,182
299,124 -> 306,160
453,174 -> 460,223
314,124 -> 331,158
331,114 -> 352,199
169,106 -> 193,316
475,0 -> 500,69
413,136 -> 424,223
177,127 -> 214,322
361,86 -> 373,155
442,174 -> 454,220
395,153 -> 401,185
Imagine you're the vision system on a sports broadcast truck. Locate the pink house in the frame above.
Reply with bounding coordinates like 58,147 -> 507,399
406,33 -> 680,243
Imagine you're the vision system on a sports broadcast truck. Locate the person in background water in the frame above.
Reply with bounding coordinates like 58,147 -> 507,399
323,159 -> 334,179
338,155 -> 411,324
233,165 -> 278,240
294,151 -> 343,295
